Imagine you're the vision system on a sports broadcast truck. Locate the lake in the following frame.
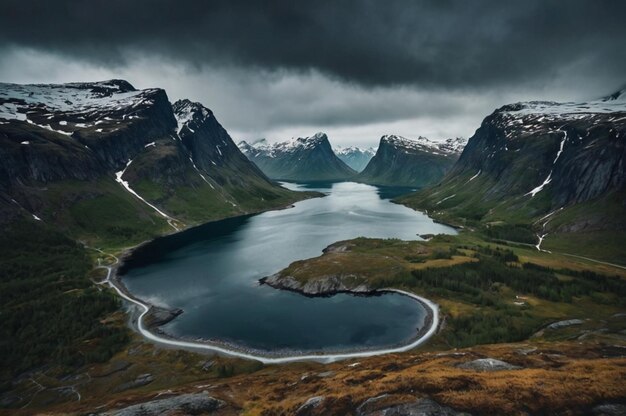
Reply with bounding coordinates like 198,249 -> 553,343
120,182 -> 455,354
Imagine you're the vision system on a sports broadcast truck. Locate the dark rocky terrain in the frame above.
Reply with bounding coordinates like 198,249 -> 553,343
357,135 -> 465,187
0,80 -> 303,246
400,88 -> 626,263
238,133 -> 356,181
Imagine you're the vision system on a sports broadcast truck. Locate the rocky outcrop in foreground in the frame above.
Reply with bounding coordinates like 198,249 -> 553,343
457,358 -> 521,372
98,392 -> 224,416
358,397 -> 471,416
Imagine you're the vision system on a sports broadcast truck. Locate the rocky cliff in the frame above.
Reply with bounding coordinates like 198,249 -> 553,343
0,80 -> 303,245
449,94 -> 626,207
357,135 -> 464,187
400,88 -> 626,260
261,273 -> 373,296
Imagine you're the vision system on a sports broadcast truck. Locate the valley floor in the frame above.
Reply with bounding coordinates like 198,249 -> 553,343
2,193 -> 625,415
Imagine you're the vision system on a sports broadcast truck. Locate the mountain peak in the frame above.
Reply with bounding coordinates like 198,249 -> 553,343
0,80 -> 157,123
359,135 -> 460,187
380,135 -> 464,155
238,132 -> 355,180
46,79 -> 137,93
172,99 -> 213,134
297,132 -> 328,146
496,86 -> 626,121
83,79 -> 136,92
600,86 -> 626,102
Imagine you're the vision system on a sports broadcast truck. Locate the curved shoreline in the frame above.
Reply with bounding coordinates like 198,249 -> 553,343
101,255 -> 439,364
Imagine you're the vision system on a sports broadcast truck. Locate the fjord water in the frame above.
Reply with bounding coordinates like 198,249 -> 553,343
122,182 -> 455,353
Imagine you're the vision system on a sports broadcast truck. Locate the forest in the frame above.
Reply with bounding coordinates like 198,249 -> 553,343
0,220 -> 129,391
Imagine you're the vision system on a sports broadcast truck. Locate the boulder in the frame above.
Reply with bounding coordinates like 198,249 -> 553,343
458,358 -> 520,372
98,392 -> 224,416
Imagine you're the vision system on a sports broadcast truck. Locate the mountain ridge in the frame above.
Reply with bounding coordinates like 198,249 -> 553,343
238,132 -> 356,181
400,87 -> 626,263
0,80 -> 308,246
356,135 -> 465,187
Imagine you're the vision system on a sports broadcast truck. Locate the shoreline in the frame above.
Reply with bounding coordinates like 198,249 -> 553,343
104,252 -> 440,364
99,188 -> 440,364
106,259 -> 439,363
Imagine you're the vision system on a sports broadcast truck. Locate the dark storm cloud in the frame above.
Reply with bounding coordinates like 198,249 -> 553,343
1,0 -> 625,89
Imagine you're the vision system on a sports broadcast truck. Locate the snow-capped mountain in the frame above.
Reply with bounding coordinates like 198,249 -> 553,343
0,80 -> 301,241
333,146 -> 377,172
438,137 -> 467,154
402,86 -> 626,242
449,90 -> 626,206
356,135 -> 465,187
238,133 -> 356,181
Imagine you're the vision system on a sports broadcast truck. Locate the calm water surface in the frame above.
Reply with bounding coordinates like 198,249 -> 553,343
121,182 -> 455,353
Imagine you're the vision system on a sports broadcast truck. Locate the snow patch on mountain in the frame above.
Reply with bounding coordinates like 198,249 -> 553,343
526,130 -> 568,197
334,146 -> 377,157
238,132 -> 330,158
114,159 -> 178,229
381,135 -> 466,155
0,80 -> 152,123
497,88 -> 626,134
173,99 -> 210,135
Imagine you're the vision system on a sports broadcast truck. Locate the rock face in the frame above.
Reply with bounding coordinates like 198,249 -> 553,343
261,273 -> 372,296
334,146 -> 377,172
295,396 -> 325,415
99,392 -> 224,415
400,87 -> 626,238
593,403 -> 626,416
143,305 -> 183,328
358,397 -> 471,416
357,135 -> 465,187
0,80 -> 173,186
547,319 -> 584,330
172,99 -> 275,191
450,92 -> 626,207
238,133 -> 356,181
113,373 -> 155,392
0,80 -> 298,240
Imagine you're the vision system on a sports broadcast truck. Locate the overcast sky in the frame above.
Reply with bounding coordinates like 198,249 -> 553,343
1,0 -> 625,147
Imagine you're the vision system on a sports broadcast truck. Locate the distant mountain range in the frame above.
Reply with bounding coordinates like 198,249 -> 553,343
356,135 -> 466,187
334,146 -> 376,172
0,80 -> 305,246
400,87 -> 626,262
238,133 -> 356,181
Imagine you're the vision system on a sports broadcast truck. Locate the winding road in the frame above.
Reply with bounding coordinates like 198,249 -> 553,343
95,249 -> 439,364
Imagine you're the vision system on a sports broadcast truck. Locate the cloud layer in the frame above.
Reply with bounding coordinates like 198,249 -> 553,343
1,1 -> 625,146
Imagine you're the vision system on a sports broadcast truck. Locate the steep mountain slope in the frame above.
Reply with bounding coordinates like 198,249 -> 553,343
238,133 -> 356,181
400,89 -> 626,263
356,135 -> 465,187
0,80 -> 305,246
334,146 -> 376,172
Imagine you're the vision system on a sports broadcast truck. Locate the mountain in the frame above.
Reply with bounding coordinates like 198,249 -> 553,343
400,88 -> 626,263
0,80 -> 305,246
238,132 -> 356,181
356,135 -> 465,187
334,146 -> 376,172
